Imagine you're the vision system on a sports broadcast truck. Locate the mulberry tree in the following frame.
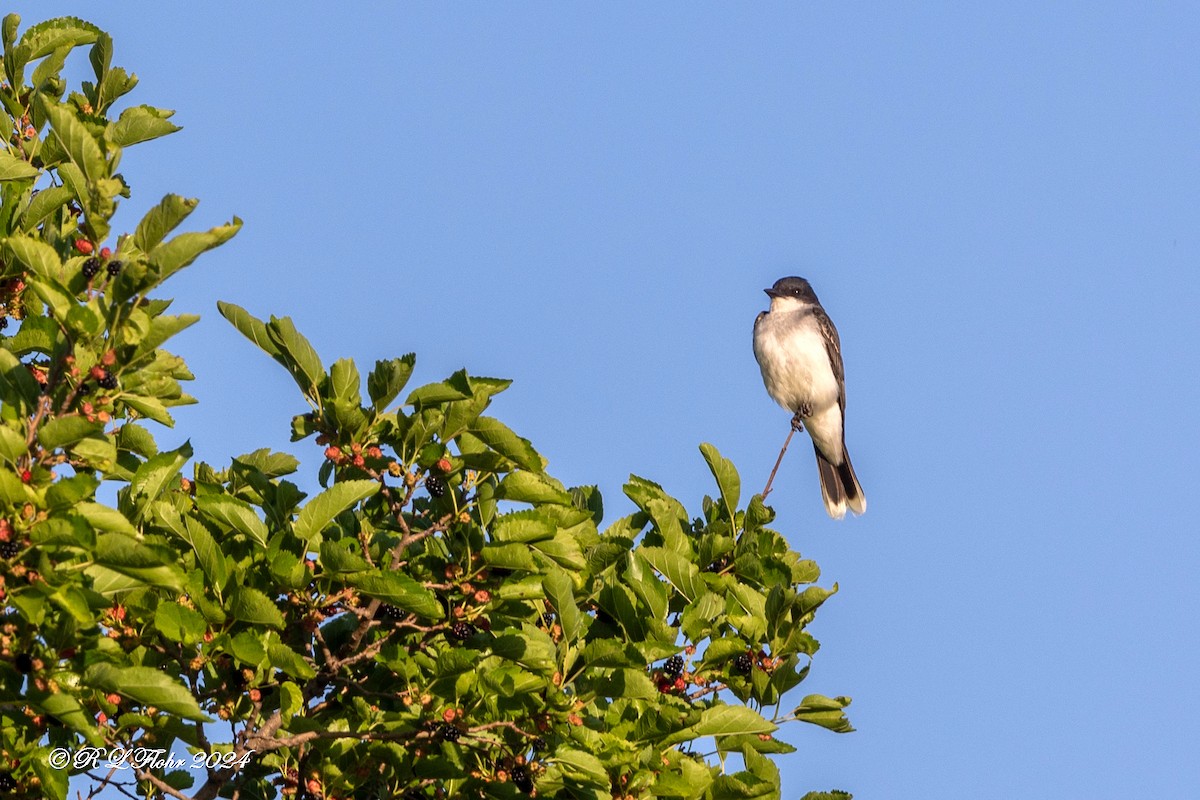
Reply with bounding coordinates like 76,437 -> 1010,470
0,14 -> 853,800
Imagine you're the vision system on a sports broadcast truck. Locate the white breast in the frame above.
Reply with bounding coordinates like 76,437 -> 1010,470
753,309 -> 842,417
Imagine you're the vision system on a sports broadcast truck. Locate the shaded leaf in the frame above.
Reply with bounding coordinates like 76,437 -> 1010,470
84,663 -> 211,721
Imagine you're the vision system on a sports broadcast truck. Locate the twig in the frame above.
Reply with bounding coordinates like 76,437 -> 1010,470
762,426 -> 797,498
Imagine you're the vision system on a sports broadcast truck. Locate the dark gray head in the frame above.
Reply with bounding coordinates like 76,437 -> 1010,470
764,276 -> 819,304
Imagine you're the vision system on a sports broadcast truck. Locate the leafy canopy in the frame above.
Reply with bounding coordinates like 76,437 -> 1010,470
0,14 -> 852,800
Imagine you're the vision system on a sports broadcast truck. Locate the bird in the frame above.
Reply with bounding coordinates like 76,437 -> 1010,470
753,276 -> 866,519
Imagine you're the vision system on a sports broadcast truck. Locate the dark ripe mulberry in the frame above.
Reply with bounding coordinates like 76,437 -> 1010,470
106,260 -> 123,276
378,603 -> 405,621
530,736 -> 547,753
425,474 -> 445,498
540,612 -> 554,627
98,371 -> 118,390
663,655 -> 684,679
0,317 -> 7,330
0,771 -> 16,791
733,652 -> 754,675
0,540 -> 18,558
511,764 -> 534,794
449,621 -> 477,641
14,652 -> 33,673
435,721 -> 461,742
81,257 -> 102,278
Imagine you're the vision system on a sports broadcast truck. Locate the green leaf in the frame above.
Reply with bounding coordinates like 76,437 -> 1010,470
94,534 -> 184,591
84,663 -> 211,721
149,217 -> 242,283
107,104 -> 181,146
553,748 -> 608,788
543,568 -> 583,640
405,375 -> 471,407
318,540 -> 372,573
35,691 -> 104,745
155,601 -> 207,645
367,354 -> 415,411
491,510 -> 556,544
75,501 -> 139,536
469,416 -> 543,472
494,471 -> 573,505
0,348 -> 39,411
17,184 -> 71,231
120,393 -> 175,427
700,442 -> 741,519
664,706 -> 777,746
279,681 -> 303,721
327,357 -> 362,406
3,314 -> 58,356
266,314 -> 324,399
229,586 -> 285,628
266,638 -> 317,679
127,442 -> 191,523
0,150 -> 38,180
17,15 -> 102,58
293,479 -> 378,545
637,546 -> 705,603
5,233 -> 63,279
348,571 -> 444,619
134,194 -> 198,252
195,492 -> 268,548
0,424 -> 25,464
37,415 -> 104,450
40,96 -> 107,184
792,694 -> 854,733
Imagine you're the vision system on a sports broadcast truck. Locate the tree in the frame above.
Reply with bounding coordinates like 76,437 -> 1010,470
0,14 -> 853,800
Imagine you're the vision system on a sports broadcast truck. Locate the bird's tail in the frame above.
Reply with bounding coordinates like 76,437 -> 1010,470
815,444 -> 866,520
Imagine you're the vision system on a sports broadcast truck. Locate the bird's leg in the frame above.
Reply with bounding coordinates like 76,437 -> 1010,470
790,410 -> 807,432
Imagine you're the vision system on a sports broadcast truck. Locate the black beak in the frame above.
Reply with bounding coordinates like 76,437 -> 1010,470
764,287 -> 784,298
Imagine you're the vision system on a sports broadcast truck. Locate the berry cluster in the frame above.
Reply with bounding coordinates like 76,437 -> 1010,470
14,652 -> 33,674
449,621 -> 477,641
378,603 -> 406,621
530,736 -> 547,753
0,771 -> 16,791
0,539 -> 19,559
424,474 -> 445,498
97,370 -> 118,391
81,257 -> 102,278
107,260 -> 123,276
732,652 -> 754,675
511,764 -> 534,794
435,721 -> 461,742
662,655 -> 684,679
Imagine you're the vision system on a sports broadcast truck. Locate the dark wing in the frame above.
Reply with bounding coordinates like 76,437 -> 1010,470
813,307 -> 846,411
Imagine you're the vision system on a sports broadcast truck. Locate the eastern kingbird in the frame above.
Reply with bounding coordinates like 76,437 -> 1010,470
753,276 -> 866,519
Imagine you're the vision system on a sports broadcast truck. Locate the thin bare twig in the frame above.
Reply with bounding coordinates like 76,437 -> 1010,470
762,426 -> 797,498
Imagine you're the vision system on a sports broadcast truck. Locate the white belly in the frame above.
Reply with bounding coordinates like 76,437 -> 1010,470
753,311 -> 844,458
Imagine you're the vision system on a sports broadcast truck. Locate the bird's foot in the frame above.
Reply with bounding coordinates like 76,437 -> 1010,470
790,409 -> 809,432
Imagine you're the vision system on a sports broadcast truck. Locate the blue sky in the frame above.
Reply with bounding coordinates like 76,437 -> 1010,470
11,3 -> 1200,797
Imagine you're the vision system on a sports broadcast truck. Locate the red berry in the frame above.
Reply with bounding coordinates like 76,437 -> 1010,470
435,457 -> 453,473
324,446 -> 342,461
74,239 -> 93,255
20,470 -> 31,483
100,247 -> 112,259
